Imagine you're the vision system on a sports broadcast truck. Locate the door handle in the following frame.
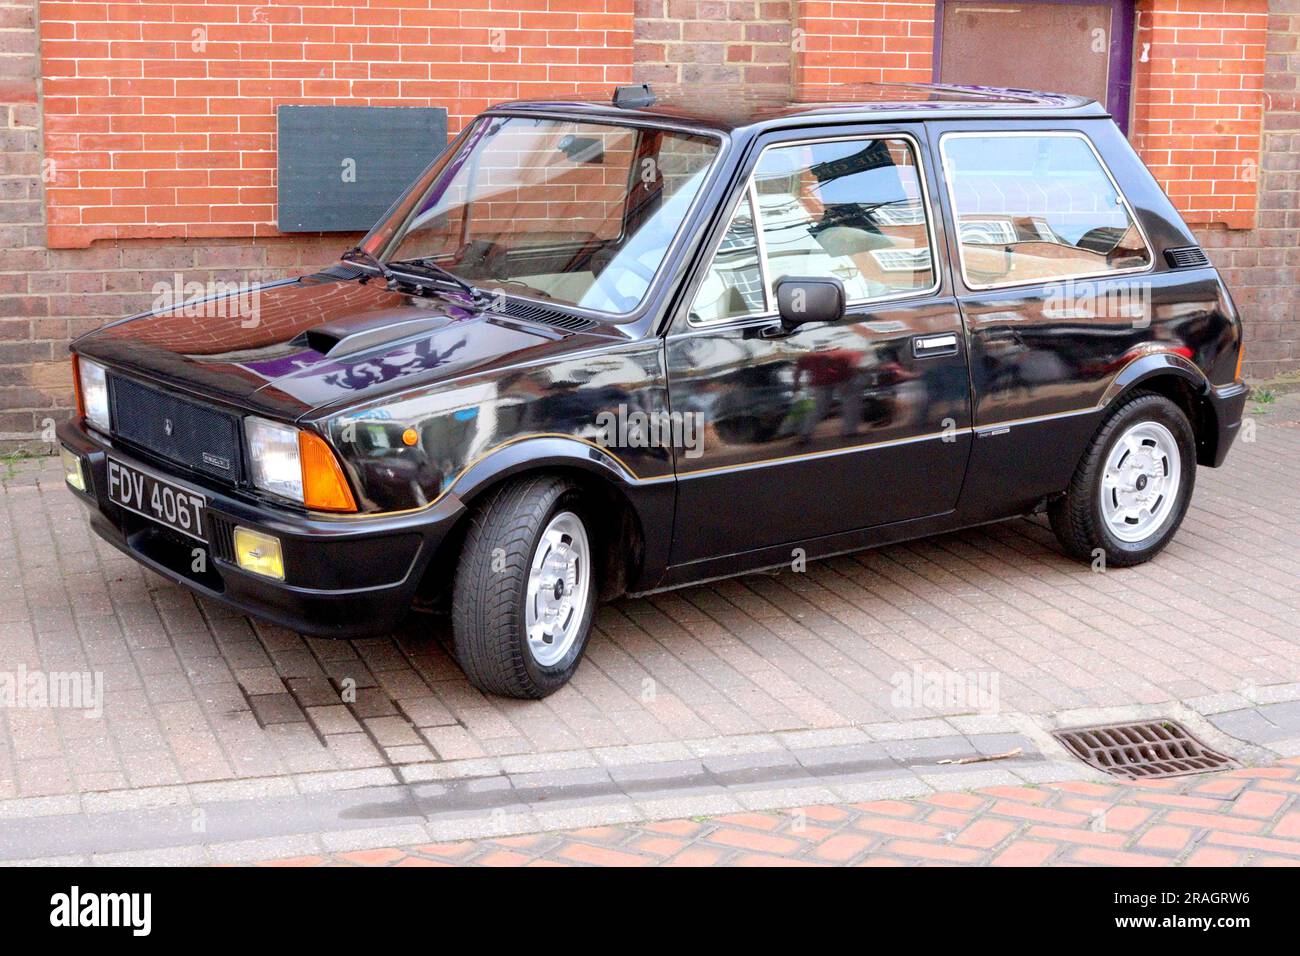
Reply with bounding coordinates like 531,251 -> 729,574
912,333 -> 959,358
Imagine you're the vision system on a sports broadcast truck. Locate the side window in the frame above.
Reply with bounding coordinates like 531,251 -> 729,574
753,137 -> 936,301
689,190 -> 766,325
941,132 -> 1153,289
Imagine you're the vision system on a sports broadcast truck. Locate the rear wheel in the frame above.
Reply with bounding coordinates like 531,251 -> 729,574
1049,392 -> 1196,567
451,476 -> 596,698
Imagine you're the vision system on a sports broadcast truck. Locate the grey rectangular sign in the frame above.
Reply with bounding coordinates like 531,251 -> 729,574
277,105 -> 448,232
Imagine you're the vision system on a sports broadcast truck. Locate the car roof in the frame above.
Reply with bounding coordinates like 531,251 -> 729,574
487,82 -> 1108,135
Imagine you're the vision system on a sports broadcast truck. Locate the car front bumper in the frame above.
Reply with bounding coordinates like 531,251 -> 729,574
57,419 -> 465,638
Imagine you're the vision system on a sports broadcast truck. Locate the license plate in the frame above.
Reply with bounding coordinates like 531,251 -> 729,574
106,458 -> 207,542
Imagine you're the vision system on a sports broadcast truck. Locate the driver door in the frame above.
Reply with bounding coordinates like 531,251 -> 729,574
664,126 -> 973,565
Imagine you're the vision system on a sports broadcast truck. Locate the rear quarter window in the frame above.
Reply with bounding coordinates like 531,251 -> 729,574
939,131 -> 1152,290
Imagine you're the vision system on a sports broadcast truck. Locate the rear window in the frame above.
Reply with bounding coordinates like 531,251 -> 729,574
940,131 -> 1152,289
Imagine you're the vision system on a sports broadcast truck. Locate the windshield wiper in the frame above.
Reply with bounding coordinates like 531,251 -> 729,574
391,257 -> 485,304
340,246 -> 397,285
341,248 -> 482,307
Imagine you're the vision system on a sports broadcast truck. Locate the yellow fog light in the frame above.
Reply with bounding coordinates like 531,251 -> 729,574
233,527 -> 285,581
60,446 -> 86,492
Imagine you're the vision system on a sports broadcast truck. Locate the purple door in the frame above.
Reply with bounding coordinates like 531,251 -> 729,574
933,0 -> 1136,133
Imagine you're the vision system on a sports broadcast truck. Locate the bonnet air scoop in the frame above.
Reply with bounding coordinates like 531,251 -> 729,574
305,315 -> 453,358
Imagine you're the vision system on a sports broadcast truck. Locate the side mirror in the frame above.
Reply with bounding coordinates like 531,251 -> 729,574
775,276 -> 846,330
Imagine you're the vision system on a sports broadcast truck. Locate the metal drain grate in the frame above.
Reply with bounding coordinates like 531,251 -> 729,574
1052,720 -> 1238,780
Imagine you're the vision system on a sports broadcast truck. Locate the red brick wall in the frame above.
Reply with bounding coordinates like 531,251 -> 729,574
38,0 -> 634,249
633,0 -> 793,89
1195,1 -> 1300,379
795,0 -> 935,91
794,0 -> 1268,232
1130,0 -> 1269,230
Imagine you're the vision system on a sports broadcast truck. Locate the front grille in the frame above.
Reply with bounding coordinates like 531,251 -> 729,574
109,375 -> 244,483
1053,720 -> 1237,780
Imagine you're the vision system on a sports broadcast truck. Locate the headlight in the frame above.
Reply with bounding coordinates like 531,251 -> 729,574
245,416 -> 357,512
246,416 -> 303,502
77,357 -> 111,432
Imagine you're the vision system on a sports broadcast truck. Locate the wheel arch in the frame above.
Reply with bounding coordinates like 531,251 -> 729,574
1099,353 -> 1222,466
418,437 -> 671,606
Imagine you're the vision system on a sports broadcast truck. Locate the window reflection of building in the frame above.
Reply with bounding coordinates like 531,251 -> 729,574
690,198 -> 765,324
944,134 -> 1153,287
713,208 -> 766,313
868,198 -> 927,227
690,138 -> 937,325
958,218 -> 1020,246
754,139 -> 935,301
869,245 -> 933,274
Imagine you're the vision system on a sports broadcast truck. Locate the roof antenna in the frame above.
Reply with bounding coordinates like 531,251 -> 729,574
612,84 -> 655,109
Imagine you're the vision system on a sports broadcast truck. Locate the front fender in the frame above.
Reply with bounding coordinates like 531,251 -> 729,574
319,332 -> 678,591
319,335 -> 672,512
443,434 -> 676,594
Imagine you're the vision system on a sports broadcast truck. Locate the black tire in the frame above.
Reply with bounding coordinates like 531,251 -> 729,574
1049,392 -> 1197,568
451,476 -> 596,699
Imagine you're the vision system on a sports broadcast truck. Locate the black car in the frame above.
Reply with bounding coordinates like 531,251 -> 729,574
59,83 -> 1248,699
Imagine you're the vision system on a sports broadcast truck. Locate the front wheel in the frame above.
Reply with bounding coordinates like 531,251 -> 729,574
1049,392 -> 1197,567
451,477 -> 596,698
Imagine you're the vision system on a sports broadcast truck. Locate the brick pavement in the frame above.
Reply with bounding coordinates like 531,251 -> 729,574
0,399 -> 1296,820
256,758 -> 1300,867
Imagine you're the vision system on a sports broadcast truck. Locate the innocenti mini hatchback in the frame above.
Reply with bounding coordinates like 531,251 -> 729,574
60,83 -> 1248,698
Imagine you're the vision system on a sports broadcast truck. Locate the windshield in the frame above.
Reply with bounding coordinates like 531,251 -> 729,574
368,116 -> 721,316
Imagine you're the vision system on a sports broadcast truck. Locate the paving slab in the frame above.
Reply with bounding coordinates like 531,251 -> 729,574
1,411 -> 1298,860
